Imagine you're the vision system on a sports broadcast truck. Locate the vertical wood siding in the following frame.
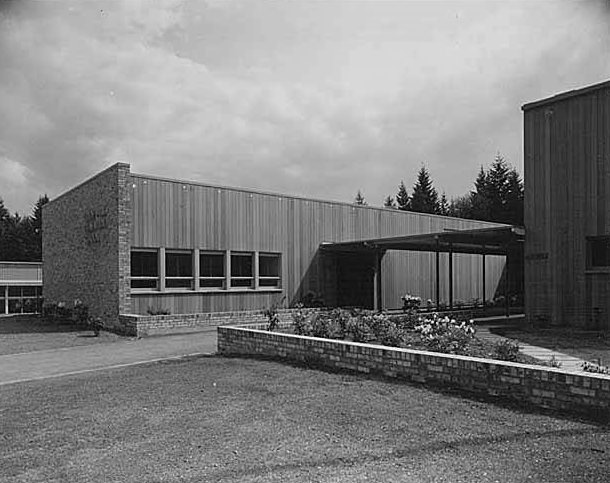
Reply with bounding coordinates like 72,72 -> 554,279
130,176 -> 506,315
524,84 -> 610,329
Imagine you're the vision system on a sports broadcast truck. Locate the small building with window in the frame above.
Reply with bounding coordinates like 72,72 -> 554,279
42,163 -> 513,334
0,261 -> 43,315
523,79 -> 610,329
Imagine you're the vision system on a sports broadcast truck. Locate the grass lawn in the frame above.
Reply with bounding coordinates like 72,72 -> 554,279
0,315 -> 125,355
1,357 -> 609,482
491,326 -> 610,366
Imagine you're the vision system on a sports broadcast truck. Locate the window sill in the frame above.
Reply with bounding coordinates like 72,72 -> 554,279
585,268 -> 610,274
131,288 -> 283,295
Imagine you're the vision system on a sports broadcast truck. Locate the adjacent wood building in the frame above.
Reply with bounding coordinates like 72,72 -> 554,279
523,79 -> 610,329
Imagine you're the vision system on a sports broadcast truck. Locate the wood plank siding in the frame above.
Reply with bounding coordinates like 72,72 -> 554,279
523,80 -> 610,329
129,174 -> 506,315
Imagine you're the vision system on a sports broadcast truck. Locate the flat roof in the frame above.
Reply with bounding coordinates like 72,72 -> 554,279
522,79 -> 610,111
321,225 -> 523,256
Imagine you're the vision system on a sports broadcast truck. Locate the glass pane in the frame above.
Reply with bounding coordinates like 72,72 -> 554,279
22,286 -> 37,297
131,279 -> 158,289
231,254 -> 252,277
591,238 -> 610,267
166,278 -> 193,289
22,298 -> 37,313
260,278 -> 280,287
8,287 -> 21,297
200,278 -> 224,288
132,251 -> 158,277
8,299 -> 21,313
231,278 -> 253,288
166,253 -> 192,277
200,253 -> 224,277
259,254 -> 280,277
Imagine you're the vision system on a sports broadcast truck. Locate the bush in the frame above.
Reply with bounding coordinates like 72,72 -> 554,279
147,307 -> 171,316
582,361 -> 610,374
43,302 -> 72,322
413,314 -> 476,355
292,304 -> 314,336
345,315 -> 375,343
493,339 -> 520,362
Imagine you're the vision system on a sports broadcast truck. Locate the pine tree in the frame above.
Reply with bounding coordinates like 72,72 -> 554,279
438,192 -> 449,216
28,195 -> 49,260
354,190 -> 367,205
396,181 -> 410,211
409,166 -> 439,214
469,154 -> 524,225
448,194 -> 474,219
383,195 -> 397,209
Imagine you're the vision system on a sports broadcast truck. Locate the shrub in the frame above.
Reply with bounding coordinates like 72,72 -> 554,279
546,355 -> 562,368
582,361 -> 610,374
493,339 -> 520,362
345,316 -> 374,343
43,302 -> 72,322
147,308 -> 171,316
414,314 -> 476,355
366,313 -> 403,347
311,312 -> 343,339
292,304 -> 314,336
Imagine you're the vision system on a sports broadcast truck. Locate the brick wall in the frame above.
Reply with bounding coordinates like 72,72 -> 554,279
120,309 -> 296,337
43,163 -> 131,329
218,326 -> 610,422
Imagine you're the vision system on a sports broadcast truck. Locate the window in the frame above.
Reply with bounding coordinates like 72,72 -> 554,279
131,250 -> 159,289
200,252 -> 225,288
587,236 -> 610,268
2,285 -> 42,314
259,253 -> 281,288
166,251 -> 193,289
231,253 -> 253,288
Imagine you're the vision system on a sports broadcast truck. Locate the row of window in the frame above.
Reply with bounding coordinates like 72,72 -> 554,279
131,249 -> 281,291
0,285 -> 43,314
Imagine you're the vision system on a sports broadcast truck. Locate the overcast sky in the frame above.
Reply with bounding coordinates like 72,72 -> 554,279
0,0 -> 609,215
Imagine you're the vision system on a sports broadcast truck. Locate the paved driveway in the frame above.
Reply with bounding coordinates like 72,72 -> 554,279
0,328 -> 217,386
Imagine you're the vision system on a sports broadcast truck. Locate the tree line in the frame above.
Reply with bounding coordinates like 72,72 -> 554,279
0,195 -> 49,261
354,154 -> 524,226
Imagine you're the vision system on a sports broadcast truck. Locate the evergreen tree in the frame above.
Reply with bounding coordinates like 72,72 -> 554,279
396,181 -> 410,211
438,192 -> 449,216
354,190 -> 367,205
469,154 -> 524,225
409,166 -> 439,214
0,194 -> 50,261
448,194 -> 474,219
383,195 -> 397,209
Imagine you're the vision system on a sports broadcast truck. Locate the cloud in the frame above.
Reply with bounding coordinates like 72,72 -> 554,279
0,0 -> 608,213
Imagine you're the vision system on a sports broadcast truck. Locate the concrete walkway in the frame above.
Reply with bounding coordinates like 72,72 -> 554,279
0,328 -> 217,386
474,316 -> 587,373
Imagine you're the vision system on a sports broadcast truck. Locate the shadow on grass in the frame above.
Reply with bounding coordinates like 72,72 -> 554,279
212,424 -> 607,481
0,315 -> 84,334
220,353 -> 610,427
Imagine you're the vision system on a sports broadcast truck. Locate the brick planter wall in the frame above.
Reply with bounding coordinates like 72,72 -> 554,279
119,309 -> 296,337
218,326 -> 610,422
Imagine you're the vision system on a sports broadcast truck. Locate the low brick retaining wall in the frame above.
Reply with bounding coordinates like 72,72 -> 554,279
119,310 -> 295,337
218,325 -> 610,422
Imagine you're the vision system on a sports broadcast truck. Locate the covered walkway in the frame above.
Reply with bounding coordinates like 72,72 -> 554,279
322,225 -> 524,314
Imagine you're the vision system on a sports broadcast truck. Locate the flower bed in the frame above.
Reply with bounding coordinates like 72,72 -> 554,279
288,307 -> 541,366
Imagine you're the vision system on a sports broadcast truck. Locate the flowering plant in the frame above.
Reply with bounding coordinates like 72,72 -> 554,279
401,294 -> 421,311
414,314 -> 475,354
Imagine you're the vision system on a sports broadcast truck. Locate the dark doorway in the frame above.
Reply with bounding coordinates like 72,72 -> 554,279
336,252 -> 374,309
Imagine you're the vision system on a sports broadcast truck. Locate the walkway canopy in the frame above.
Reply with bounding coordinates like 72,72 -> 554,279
320,225 -> 524,312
